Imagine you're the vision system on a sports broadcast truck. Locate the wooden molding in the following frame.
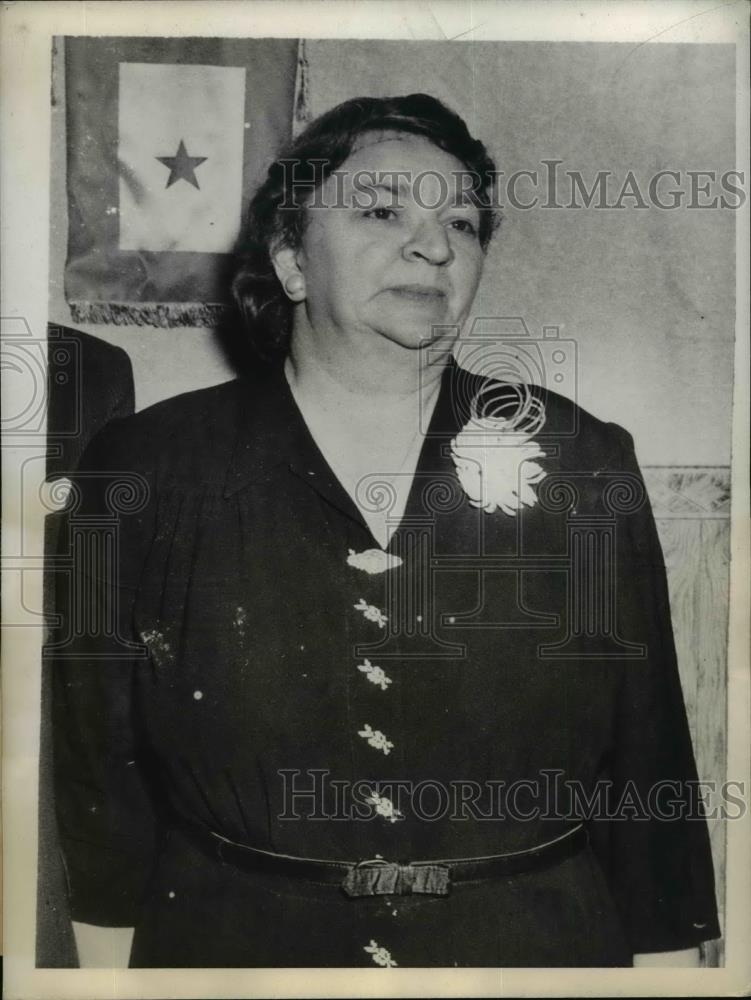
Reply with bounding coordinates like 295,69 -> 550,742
643,466 -> 731,519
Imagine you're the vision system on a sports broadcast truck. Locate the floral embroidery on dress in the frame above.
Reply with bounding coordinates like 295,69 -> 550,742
364,939 -> 398,967
450,388 -> 547,516
354,598 -> 388,628
357,658 -> 392,691
365,791 -> 403,823
140,628 -> 174,664
347,548 -> 403,574
358,723 -> 394,755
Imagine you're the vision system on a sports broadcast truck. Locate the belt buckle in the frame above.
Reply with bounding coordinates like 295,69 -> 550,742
341,858 -> 451,898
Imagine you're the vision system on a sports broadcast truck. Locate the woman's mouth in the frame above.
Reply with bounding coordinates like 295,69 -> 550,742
386,284 -> 447,303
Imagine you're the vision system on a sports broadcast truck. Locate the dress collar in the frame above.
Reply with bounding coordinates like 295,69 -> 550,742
223,354 -> 477,540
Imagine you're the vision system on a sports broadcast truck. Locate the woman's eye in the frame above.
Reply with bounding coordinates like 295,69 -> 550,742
448,218 -> 478,236
363,207 -> 397,221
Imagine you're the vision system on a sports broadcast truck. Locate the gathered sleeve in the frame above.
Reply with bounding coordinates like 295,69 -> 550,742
49,419 -> 161,927
587,423 -> 722,954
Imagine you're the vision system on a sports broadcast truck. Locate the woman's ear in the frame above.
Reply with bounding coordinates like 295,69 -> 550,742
270,243 -> 307,302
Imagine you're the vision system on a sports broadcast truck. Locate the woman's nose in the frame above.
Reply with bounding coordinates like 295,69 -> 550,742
402,220 -> 454,266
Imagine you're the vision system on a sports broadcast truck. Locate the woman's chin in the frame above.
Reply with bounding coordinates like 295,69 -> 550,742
368,310 -> 459,352
373,323 -> 454,352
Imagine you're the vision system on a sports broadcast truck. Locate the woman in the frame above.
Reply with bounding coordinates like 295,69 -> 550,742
52,94 -> 720,968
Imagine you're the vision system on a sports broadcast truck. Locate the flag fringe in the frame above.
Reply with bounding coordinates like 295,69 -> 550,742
69,301 -> 228,329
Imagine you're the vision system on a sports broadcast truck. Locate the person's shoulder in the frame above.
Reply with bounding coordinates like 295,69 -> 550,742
531,385 -> 634,464
78,379 -> 245,476
132,377 -> 242,428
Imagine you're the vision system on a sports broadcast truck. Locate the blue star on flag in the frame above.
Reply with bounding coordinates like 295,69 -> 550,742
156,140 -> 208,189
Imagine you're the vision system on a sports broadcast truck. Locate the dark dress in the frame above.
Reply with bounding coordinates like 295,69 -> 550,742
49,356 -> 721,967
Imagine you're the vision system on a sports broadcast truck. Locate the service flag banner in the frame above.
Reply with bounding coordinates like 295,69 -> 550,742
64,36 -> 298,327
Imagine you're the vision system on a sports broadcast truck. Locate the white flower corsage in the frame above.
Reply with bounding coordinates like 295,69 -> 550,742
450,389 -> 547,516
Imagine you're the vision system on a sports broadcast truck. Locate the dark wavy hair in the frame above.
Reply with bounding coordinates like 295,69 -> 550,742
230,93 -> 499,362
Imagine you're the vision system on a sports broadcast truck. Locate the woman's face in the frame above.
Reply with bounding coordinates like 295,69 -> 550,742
290,132 -> 487,353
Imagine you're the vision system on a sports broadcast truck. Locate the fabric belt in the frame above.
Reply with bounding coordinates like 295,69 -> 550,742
179,821 -> 588,897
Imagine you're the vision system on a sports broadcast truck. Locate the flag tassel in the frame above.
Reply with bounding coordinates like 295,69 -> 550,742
69,301 -> 228,329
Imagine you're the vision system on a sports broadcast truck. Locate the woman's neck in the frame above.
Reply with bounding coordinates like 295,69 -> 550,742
284,331 -> 448,550
286,329 -> 451,411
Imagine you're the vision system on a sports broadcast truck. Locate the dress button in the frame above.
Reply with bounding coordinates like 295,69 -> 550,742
364,939 -> 397,967
354,598 -> 388,629
357,659 -> 392,691
365,791 -> 403,823
358,723 -> 394,755
347,548 -> 403,574
193,690 -> 203,701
